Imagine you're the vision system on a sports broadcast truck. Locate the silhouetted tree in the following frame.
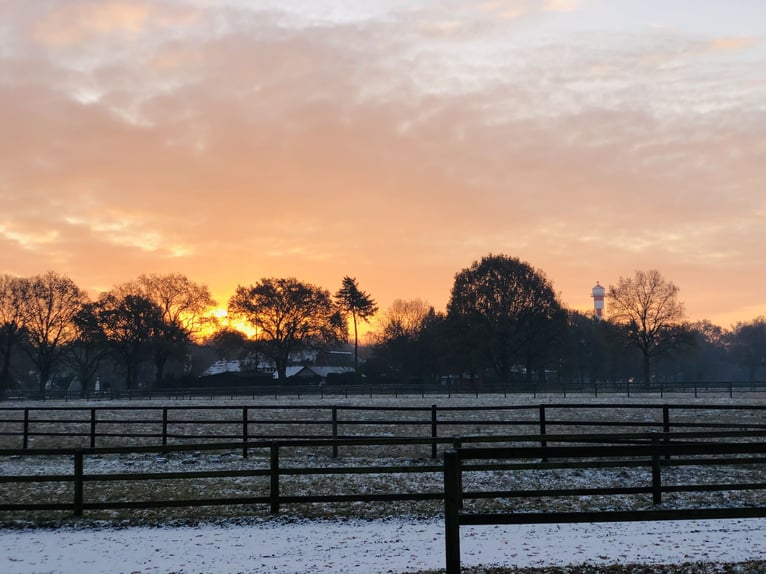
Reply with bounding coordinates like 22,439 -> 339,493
228,278 -> 346,382
729,317 -> 766,381
120,274 -> 216,386
669,320 -> 731,382
65,301 -> 109,397
97,292 -> 164,391
373,299 -> 446,383
447,254 -> 564,384
335,276 -> 378,381
19,271 -> 87,395
607,269 -> 688,385
204,327 -> 253,363
0,275 -> 27,399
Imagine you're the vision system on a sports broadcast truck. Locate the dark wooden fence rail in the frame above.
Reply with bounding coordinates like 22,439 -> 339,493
4,430 -> 766,520
4,380 -> 766,402
0,436 -> 469,518
443,440 -> 766,574
2,403 -> 766,453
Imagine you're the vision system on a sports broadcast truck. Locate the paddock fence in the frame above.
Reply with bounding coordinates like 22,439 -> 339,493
3,430 -> 766,521
443,438 -> 766,573
2,402 -> 766,453
4,379 -> 766,403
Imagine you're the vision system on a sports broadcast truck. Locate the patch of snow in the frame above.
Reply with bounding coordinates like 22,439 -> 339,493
1,517 -> 765,573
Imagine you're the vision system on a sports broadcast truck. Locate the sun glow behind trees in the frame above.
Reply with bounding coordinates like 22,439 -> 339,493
3,255 -> 766,397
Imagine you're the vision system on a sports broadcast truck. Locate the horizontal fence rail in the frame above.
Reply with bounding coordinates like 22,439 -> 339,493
3,430 -> 766,518
2,403 -> 766,453
443,439 -> 766,574
4,380 -> 766,402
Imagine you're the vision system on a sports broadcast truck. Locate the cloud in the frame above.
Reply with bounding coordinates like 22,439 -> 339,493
34,2 -> 152,47
543,0 -> 585,12
709,36 -> 758,52
1,0 -> 765,326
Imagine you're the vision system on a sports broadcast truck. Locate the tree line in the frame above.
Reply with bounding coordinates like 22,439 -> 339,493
1,254 -> 765,399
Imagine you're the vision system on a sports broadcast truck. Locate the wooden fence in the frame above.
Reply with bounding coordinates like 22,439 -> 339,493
2,403 -> 766,454
4,379 -> 766,402
4,430 -> 766,572
2,430 -> 766,518
443,439 -> 766,573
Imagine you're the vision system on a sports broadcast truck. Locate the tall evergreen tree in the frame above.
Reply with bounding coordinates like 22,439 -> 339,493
335,276 -> 378,381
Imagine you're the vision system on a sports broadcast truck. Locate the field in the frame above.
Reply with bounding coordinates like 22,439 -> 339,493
2,392 -> 766,573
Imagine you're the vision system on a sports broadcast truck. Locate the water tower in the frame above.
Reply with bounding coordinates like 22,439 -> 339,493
591,282 -> 605,319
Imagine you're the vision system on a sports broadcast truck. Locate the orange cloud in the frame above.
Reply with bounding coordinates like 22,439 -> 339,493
709,36 -> 757,52
1,0 -> 765,331
543,0 -> 585,12
34,2 -> 152,46
32,1 -> 198,48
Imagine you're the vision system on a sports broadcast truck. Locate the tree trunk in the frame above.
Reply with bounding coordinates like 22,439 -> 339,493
155,353 -> 167,387
38,362 -> 50,397
643,354 -> 651,386
275,358 -> 287,383
125,361 -> 135,391
0,337 -> 13,400
352,314 -> 359,384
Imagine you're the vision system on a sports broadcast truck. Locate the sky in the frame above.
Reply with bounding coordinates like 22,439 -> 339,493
1,0 -> 765,328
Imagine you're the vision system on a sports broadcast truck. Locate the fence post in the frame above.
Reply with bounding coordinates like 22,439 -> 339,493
651,434 -> 662,505
242,407 -> 249,459
162,407 -> 168,448
444,449 -> 461,574
661,405 -> 671,461
23,408 -> 29,449
74,449 -> 84,517
431,404 -> 438,459
270,443 -> 280,514
90,408 -> 97,449
539,405 -> 548,463
332,407 -> 339,459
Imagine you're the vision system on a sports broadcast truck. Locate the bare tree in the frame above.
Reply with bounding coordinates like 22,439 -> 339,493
0,275 -> 27,399
19,271 -> 87,395
335,276 -> 378,380
729,317 -> 766,381
376,299 -> 433,342
117,274 -> 216,386
608,269 -> 688,385
373,299 -> 445,383
65,302 -> 109,397
96,292 -> 164,391
228,278 -> 346,382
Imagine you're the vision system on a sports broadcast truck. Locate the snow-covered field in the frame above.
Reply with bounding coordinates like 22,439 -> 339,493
2,394 -> 766,573
2,517 -> 766,573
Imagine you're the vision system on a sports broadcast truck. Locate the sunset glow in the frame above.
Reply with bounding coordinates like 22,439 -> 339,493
1,0 -> 764,329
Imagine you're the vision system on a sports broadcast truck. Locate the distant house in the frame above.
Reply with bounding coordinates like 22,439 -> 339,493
275,365 -> 354,384
201,360 -> 243,377
200,350 -> 355,384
